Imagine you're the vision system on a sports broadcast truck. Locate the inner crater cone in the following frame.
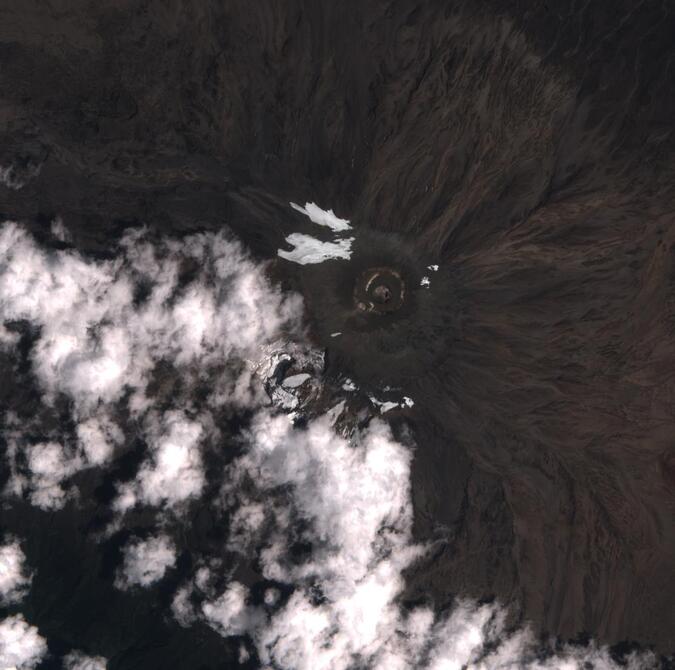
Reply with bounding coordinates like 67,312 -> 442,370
354,267 -> 405,314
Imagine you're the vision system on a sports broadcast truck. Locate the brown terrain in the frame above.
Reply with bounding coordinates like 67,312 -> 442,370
1,0 -> 675,658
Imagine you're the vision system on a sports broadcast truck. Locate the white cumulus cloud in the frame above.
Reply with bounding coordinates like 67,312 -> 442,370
114,411 -> 204,512
202,582 -> 265,637
115,534 -> 177,590
62,650 -> 107,670
76,414 -> 123,467
23,441 -> 80,510
0,539 -> 32,605
0,615 -> 47,670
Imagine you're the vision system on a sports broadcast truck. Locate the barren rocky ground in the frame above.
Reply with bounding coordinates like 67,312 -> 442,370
1,1 -> 675,667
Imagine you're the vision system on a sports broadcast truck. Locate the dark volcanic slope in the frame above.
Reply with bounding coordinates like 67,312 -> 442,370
2,0 -> 675,656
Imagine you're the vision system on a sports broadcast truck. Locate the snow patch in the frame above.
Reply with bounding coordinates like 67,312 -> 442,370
278,233 -> 353,265
369,394 -> 415,413
290,202 -> 352,233
281,373 -> 311,389
342,379 -> 357,392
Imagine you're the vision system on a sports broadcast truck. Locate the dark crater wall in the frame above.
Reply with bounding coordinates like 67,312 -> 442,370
1,0 -> 675,658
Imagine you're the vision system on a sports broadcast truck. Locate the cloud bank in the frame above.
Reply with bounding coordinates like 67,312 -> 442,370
199,411 -> 659,670
0,221 -> 662,669
0,222 -> 303,414
1,222 -> 303,513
